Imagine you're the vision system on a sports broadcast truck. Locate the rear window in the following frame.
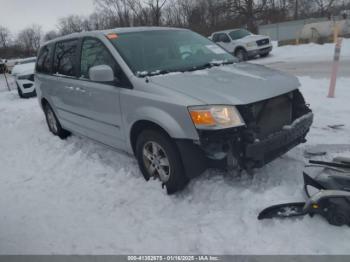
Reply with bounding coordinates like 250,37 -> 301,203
53,39 -> 79,77
36,46 -> 53,74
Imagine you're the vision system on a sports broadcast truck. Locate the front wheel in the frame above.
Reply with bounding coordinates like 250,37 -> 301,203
234,48 -> 247,62
136,129 -> 189,194
43,103 -> 70,139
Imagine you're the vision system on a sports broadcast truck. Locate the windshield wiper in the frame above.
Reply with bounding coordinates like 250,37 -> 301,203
182,60 -> 236,72
137,70 -> 172,77
182,63 -> 214,72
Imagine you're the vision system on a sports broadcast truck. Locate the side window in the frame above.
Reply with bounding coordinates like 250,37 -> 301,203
53,40 -> 78,77
36,45 -> 53,74
219,34 -> 230,43
80,38 -> 120,80
212,34 -> 219,43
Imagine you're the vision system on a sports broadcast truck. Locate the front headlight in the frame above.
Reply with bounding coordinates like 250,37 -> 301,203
188,105 -> 245,130
246,42 -> 257,48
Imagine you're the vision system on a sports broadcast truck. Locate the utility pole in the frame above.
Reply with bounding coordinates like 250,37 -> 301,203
294,0 -> 299,20
3,70 -> 10,91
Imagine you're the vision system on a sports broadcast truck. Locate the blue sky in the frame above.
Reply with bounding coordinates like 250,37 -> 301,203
0,0 -> 95,34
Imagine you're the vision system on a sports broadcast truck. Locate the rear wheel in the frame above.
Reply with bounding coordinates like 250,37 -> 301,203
43,103 -> 70,139
136,129 -> 189,194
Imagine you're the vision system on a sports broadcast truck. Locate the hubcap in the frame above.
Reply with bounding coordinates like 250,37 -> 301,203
142,141 -> 171,183
46,108 -> 58,133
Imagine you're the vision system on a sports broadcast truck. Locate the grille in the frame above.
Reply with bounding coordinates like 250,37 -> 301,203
256,38 -> 270,46
238,93 -> 293,139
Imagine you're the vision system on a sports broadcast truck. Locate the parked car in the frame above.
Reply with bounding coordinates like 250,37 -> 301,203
5,59 -> 19,74
5,57 -> 36,74
210,29 -> 273,61
36,27 -> 313,194
12,62 -> 36,98
11,57 -> 36,77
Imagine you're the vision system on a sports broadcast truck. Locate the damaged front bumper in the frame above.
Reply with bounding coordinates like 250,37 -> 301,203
244,112 -> 313,168
176,112 -> 313,178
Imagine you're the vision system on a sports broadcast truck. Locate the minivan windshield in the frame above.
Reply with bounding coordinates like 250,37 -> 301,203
109,29 -> 236,77
229,29 -> 251,40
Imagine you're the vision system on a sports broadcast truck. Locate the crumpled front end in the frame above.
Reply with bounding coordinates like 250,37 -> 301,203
197,89 -> 313,171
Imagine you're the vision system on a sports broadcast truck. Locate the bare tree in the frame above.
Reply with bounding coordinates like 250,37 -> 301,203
127,0 -> 152,25
43,30 -> 59,42
164,0 -> 194,27
314,0 -> 336,16
17,25 -> 42,55
94,0 -> 131,27
227,0 -> 268,33
57,15 -> 91,35
145,0 -> 168,26
0,26 -> 11,48
88,12 -> 112,29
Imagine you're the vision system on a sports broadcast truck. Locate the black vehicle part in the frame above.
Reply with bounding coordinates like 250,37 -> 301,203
258,190 -> 350,226
303,171 -> 350,198
303,172 -> 326,197
309,160 -> 350,169
258,202 -> 306,220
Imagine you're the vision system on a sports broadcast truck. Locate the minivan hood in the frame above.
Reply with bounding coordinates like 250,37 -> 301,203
149,63 -> 300,105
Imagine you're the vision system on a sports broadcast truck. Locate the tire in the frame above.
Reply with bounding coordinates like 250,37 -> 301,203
136,129 -> 189,194
260,52 -> 270,58
327,210 -> 349,227
43,103 -> 71,139
234,48 -> 247,62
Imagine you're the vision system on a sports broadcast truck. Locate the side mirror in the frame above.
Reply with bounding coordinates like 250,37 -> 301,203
89,65 -> 114,82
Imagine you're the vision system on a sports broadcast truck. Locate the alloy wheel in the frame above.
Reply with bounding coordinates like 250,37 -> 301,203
46,107 -> 58,134
142,141 -> 171,183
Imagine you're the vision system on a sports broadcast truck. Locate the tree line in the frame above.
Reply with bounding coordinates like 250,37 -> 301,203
1,0 -> 349,58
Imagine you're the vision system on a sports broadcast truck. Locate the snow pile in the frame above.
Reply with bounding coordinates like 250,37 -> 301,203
0,75 -> 350,255
253,38 -> 350,64
299,77 -> 350,145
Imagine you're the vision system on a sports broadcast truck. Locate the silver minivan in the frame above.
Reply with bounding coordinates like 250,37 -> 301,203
35,27 -> 313,194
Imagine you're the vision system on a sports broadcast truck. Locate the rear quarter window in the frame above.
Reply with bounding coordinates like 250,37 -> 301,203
36,45 -> 53,74
53,39 -> 79,77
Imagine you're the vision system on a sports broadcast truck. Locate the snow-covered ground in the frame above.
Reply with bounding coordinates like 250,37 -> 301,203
1,72 -> 350,255
252,39 -> 350,64
1,39 -> 350,255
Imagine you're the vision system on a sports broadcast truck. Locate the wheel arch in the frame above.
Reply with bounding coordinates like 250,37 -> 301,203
129,120 -> 173,155
234,45 -> 247,54
41,97 -> 49,109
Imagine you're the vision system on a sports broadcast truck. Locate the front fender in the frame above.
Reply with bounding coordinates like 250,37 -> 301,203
127,106 -> 199,141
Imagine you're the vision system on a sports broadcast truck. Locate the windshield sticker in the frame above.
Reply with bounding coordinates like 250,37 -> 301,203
206,45 -> 226,54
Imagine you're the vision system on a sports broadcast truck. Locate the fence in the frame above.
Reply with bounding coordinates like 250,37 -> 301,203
258,18 -> 328,43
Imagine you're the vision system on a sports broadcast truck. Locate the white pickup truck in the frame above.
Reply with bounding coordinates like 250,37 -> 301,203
209,29 -> 272,61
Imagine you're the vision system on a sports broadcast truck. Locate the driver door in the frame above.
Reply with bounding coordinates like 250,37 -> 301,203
72,37 -> 125,149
